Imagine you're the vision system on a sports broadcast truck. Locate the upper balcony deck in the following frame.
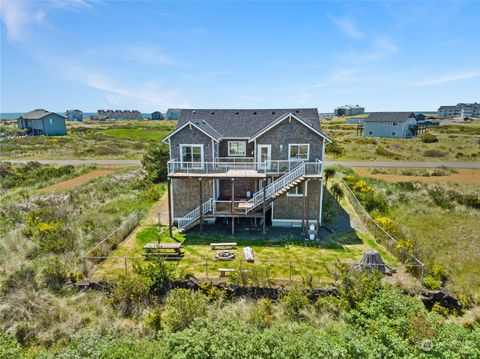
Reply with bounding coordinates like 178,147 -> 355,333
167,158 -> 324,178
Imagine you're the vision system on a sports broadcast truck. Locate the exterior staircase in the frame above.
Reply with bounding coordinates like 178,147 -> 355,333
245,162 -> 306,213
177,198 -> 214,232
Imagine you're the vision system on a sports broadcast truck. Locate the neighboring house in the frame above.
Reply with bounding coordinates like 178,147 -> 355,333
364,112 -> 418,138
65,109 -> 83,122
96,110 -> 143,120
347,117 -> 365,125
151,111 -> 163,120
165,108 -> 181,120
438,103 -> 480,118
17,109 -> 67,136
334,104 -> 365,116
162,108 -> 332,238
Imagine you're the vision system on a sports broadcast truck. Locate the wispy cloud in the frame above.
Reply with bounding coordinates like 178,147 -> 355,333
85,73 -> 189,109
328,15 -> 364,38
0,0 -> 97,44
337,36 -> 399,64
0,1 -> 46,43
415,70 -> 480,86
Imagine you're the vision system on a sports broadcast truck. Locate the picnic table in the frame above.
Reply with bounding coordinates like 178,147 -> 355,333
143,242 -> 183,260
210,242 -> 237,250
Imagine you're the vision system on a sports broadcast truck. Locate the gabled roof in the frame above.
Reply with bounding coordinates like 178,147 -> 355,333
18,109 -> 66,120
176,108 -> 321,138
365,112 -> 416,122
248,112 -> 332,143
162,120 -> 222,143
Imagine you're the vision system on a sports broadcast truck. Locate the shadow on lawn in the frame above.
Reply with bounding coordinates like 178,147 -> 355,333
178,187 -> 362,250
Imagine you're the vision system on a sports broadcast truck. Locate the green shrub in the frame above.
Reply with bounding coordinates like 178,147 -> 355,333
421,132 -> 439,143
40,257 -> 69,291
337,263 -> 382,310
133,258 -> 174,294
248,298 -> 274,329
325,141 -> 345,156
142,143 -> 169,183
281,287 -> 309,318
0,334 -> 22,358
110,275 -> 153,317
423,149 -> 446,157
375,146 -> 399,158
162,288 -> 208,332
431,302 -> 450,317
423,275 -> 442,290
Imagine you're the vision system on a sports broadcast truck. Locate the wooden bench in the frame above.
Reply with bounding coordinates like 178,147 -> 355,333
218,268 -> 236,277
210,242 -> 237,250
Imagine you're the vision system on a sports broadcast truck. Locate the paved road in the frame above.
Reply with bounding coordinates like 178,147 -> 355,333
3,159 -> 480,169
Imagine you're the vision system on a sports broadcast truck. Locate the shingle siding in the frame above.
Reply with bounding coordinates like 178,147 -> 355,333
169,125 -> 215,162
256,118 -> 324,161
172,178 -> 214,219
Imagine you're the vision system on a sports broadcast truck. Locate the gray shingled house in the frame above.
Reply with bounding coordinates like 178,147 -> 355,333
364,112 -> 418,138
162,109 -> 332,238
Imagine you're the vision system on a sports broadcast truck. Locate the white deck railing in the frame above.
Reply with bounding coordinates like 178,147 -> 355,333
168,159 -> 323,176
177,198 -> 214,231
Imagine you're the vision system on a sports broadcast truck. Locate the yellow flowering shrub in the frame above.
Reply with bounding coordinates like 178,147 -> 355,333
352,180 -> 373,193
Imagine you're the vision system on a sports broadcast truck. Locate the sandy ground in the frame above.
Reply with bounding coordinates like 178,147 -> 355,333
39,167 -> 126,192
354,167 -> 480,185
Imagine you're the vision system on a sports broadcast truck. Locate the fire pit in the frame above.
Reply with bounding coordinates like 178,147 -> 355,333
215,251 -> 235,261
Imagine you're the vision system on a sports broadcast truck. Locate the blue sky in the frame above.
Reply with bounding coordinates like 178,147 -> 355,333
1,0 -> 479,112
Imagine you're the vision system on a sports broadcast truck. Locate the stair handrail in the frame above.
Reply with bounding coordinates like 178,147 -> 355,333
178,197 -> 214,231
246,162 -> 305,212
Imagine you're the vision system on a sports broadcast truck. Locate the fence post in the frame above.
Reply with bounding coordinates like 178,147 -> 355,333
124,257 -> 128,276
83,257 -> 89,278
289,261 -> 292,283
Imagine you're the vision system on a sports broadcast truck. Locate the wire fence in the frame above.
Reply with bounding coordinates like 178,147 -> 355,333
83,212 -> 143,277
84,256 -> 425,285
337,179 -> 425,280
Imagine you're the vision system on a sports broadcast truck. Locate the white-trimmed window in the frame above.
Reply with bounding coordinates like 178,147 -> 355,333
392,122 -> 398,126
180,144 -> 203,169
288,144 -> 309,160
228,141 -> 246,156
391,131 -> 397,136
368,130 -> 374,136
287,182 -> 306,197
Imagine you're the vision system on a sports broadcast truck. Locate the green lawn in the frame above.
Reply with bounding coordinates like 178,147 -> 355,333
93,223 -> 398,286
99,128 -> 172,141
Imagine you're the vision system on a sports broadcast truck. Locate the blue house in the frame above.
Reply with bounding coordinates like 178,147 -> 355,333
364,112 -> 418,138
17,109 -> 67,136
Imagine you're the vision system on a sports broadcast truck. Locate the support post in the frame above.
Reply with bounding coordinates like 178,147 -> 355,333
167,177 -> 173,238
317,178 -> 322,239
231,178 -> 235,236
302,181 -> 306,233
305,180 -> 310,235
262,179 -> 267,235
199,178 -> 203,234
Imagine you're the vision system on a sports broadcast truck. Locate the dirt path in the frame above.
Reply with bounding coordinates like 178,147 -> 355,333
353,167 -> 480,185
39,167 -> 125,192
